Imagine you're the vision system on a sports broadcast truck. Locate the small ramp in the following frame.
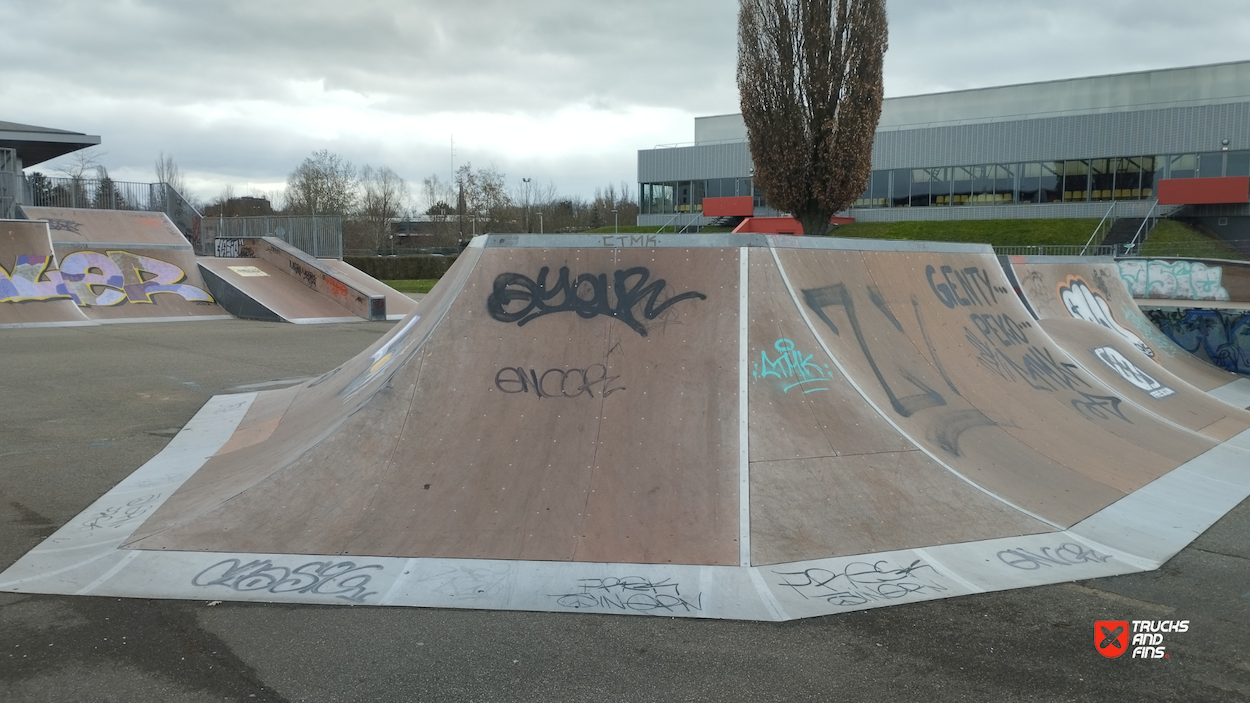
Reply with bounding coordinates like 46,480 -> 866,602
1006,256 -> 1250,409
199,237 -> 391,323
4,235 -> 1249,620
3,210 -> 228,328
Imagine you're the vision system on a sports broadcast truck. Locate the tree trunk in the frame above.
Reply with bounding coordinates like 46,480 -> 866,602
796,208 -> 834,237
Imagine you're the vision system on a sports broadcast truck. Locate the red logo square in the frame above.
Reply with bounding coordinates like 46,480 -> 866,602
1095,620 -> 1129,658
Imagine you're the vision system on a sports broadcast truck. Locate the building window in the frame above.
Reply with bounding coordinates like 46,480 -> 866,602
1169,154 -> 1198,179
1227,151 -> 1250,177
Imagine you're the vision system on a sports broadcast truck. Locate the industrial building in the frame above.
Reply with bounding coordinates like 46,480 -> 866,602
637,61 -> 1250,240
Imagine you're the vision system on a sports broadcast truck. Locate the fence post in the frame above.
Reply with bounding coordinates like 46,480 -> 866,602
313,218 -> 320,258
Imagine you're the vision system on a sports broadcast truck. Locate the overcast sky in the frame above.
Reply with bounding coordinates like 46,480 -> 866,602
4,0 -> 1249,207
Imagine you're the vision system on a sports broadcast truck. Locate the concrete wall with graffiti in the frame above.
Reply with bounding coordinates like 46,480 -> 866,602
1,250 -> 212,306
1144,308 -> 1250,374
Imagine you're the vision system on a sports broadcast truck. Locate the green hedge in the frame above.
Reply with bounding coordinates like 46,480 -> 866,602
344,255 -> 457,280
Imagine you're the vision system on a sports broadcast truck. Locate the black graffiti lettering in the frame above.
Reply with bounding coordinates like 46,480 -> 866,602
928,408 -> 997,456
550,576 -> 702,613
1071,392 -> 1131,423
495,363 -> 625,399
927,264 -> 1000,308
970,313 -> 1029,347
775,560 -> 947,608
927,265 -> 956,308
997,543 -> 1114,570
913,296 -> 961,396
486,266 -> 706,336
803,283 -> 946,418
191,558 -> 382,603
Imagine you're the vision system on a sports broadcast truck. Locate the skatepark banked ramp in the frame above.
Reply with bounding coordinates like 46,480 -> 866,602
199,237 -> 407,323
4,235 -> 1250,620
2,209 -> 228,327
1005,256 -> 1250,410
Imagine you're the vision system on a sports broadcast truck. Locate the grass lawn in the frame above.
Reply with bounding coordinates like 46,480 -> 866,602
832,219 -> 1103,247
1137,220 -> 1246,258
583,225 -> 733,234
382,279 -> 440,294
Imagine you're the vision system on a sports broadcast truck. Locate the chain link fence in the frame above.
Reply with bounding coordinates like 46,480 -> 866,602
205,215 -> 343,259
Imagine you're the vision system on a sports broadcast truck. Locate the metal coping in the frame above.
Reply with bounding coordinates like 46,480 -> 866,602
50,241 -> 193,251
475,233 -> 993,254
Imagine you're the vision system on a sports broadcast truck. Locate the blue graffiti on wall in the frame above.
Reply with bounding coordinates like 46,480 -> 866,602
751,338 -> 834,393
1145,308 -> 1250,374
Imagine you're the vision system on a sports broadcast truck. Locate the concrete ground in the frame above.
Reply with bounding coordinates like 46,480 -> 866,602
1,318 -> 1249,702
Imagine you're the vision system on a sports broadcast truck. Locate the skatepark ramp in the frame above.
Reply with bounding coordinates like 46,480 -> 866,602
200,237 -> 410,323
2,208 -> 229,327
3,234 -> 1249,621
1005,256 -> 1250,409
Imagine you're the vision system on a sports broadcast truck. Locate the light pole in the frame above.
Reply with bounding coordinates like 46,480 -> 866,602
538,211 -> 543,234
521,177 -> 531,232
612,208 -> 618,234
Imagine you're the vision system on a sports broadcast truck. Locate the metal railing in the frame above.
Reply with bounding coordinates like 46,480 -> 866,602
1126,199 -> 1161,252
994,244 -> 1119,257
22,174 -> 164,211
207,215 -> 343,259
1080,201 -> 1117,255
0,148 -> 16,219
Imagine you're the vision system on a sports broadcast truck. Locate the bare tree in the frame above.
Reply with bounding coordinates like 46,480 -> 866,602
285,149 -> 357,215
358,165 -> 410,252
154,151 -> 188,195
737,0 -> 887,236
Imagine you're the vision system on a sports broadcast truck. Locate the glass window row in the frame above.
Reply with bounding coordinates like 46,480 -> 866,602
640,151 -> 1250,214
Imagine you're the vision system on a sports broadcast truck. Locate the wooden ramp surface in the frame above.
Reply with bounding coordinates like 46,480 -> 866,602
6,235 -> 1250,621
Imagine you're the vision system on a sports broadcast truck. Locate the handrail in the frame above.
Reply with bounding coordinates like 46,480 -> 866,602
1080,200 -> 1117,255
1126,199 -> 1160,253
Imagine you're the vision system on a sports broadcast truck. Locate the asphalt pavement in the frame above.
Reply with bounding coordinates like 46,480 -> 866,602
1,318 -> 1248,702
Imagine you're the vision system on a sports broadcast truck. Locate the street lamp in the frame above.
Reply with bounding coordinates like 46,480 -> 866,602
612,208 -> 618,234
521,177 -> 531,232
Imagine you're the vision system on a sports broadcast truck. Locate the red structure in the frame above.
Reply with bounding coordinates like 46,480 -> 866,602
732,216 -> 855,236
701,196 -> 755,217
1157,176 -> 1250,205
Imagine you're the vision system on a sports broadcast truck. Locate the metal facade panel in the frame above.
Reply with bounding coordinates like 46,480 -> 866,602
870,103 -> 1250,170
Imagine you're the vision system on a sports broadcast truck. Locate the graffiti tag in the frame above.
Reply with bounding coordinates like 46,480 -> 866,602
0,251 -> 212,306
752,338 -> 833,393
486,266 -> 706,336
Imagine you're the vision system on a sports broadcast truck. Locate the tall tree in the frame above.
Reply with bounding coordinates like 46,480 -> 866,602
285,149 -> 357,215
358,165 -> 410,252
737,0 -> 887,236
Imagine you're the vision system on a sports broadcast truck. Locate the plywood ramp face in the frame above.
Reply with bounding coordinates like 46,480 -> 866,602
196,257 -> 356,322
746,250 -> 1052,564
126,248 -> 484,547
22,207 -> 189,246
1038,317 -> 1250,440
861,252 -> 1216,476
130,247 -> 739,566
0,221 -> 90,325
1011,259 -> 1240,391
317,258 -> 418,319
48,244 -> 224,321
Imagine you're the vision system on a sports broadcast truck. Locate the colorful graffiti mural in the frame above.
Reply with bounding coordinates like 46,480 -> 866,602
0,251 -> 212,306
1118,260 -> 1230,301
1145,308 -> 1250,374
